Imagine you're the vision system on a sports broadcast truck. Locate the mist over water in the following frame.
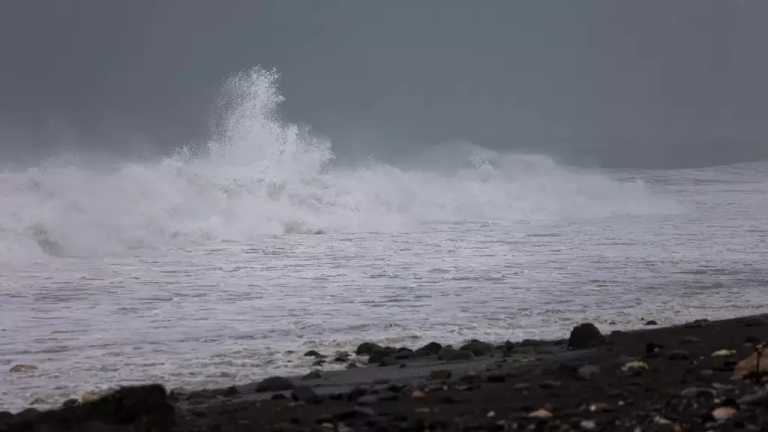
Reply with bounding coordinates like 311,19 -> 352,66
0,68 -> 676,261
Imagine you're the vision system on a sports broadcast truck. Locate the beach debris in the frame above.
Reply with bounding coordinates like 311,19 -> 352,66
712,406 -> 738,421
460,339 -> 494,356
528,409 -> 553,419
654,415 -> 672,425
486,410 -> 496,418
414,341 -> 443,356
621,360 -> 649,374
9,364 -> 38,373
567,323 -> 605,349
580,419 -> 597,430
256,376 -> 295,392
681,336 -> 702,344
411,389 -> 427,400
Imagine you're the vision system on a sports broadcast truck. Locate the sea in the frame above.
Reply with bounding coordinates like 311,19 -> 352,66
2,69 -> 767,412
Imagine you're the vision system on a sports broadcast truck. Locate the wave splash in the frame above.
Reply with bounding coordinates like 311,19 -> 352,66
0,68 -> 676,259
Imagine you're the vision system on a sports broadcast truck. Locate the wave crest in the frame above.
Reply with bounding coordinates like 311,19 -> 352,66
0,68 -> 677,259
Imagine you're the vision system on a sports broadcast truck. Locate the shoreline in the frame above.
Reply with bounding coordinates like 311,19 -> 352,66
2,314 -> 767,431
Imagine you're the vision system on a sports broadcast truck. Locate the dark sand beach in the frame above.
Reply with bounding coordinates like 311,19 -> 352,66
2,314 -> 767,431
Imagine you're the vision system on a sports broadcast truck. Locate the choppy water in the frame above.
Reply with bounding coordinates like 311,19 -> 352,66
2,69 -> 767,412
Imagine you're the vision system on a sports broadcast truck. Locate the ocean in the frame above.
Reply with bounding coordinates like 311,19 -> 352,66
2,69 -> 767,412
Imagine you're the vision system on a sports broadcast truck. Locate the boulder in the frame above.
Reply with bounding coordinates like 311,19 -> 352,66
567,323 -> 605,349
355,342 -> 384,356
459,340 -> 494,356
256,376 -> 295,392
415,342 -> 443,356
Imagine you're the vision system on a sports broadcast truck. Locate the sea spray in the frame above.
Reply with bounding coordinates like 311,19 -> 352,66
0,67 -> 677,259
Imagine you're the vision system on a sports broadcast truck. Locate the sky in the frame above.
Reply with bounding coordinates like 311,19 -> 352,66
1,0 -> 767,168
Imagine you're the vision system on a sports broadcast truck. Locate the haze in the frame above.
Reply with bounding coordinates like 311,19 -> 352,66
1,1 -> 766,168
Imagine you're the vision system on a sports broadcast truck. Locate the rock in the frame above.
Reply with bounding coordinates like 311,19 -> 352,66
312,359 -> 325,367
567,323 -> 605,349
680,387 -> 716,398
302,369 -> 323,380
460,339 -> 494,356
256,376 -> 295,392
61,398 -> 80,408
415,342 -> 443,356
621,361 -> 649,374
712,406 -> 738,421
355,342 -> 384,356
681,336 -> 702,344
223,386 -> 239,397
291,386 -> 321,404
580,419 -> 597,430
539,380 -> 561,389
411,390 -> 427,400
528,409 -> 553,419
667,350 -> 691,360
684,319 -> 709,328
430,369 -> 452,380
303,350 -> 325,358
333,351 -> 351,362
356,395 -> 379,405
486,373 -> 507,383
369,346 -> 397,363
645,320 -> 658,326
9,364 -> 38,373
394,347 -> 414,360
80,385 -> 174,429
737,389 -> 768,406
733,349 -> 767,379
711,349 -> 739,371
438,346 -> 475,361
577,365 -> 600,380
712,349 -> 737,357
645,342 -> 664,356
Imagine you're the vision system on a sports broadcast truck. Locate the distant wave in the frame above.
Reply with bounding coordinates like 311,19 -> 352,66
0,68 -> 678,259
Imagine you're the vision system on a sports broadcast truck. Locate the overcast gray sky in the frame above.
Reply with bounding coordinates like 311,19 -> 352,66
1,1 -> 766,167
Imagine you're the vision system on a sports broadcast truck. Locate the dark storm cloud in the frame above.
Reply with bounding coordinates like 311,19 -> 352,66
0,1 -> 766,167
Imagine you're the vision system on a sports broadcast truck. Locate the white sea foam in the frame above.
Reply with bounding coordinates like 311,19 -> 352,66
0,68 -> 676,260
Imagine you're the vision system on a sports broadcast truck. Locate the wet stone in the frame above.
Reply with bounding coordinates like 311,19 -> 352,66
256,376 -> 295,392
568,323 -> 605,349
430,369 -> 452,380
415,342 -> 443,356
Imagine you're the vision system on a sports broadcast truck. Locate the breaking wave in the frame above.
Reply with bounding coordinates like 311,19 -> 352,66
0,68 -> 678,259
